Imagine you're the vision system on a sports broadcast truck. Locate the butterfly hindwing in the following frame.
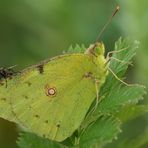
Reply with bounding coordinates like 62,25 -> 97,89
0,78 -> 18,123
0,43 -> 108,142
8,54 -> 97,141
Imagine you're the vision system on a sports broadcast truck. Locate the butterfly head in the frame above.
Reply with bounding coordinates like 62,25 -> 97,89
85,42 -> 105,57
94,42 -> 105,56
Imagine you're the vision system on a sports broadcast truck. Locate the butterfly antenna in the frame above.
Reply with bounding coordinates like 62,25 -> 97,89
95,5 -> 120,43
86,5 -> 120,54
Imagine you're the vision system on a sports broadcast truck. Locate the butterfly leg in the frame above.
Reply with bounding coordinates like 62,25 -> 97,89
108,67 -> 134,86
106,46 -> 129,62
89,79 -> 100,113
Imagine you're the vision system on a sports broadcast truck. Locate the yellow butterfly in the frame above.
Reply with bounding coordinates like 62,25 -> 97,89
0,43 -> 108,141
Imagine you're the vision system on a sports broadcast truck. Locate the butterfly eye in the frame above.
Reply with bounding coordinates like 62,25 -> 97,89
45,85 -> 56,97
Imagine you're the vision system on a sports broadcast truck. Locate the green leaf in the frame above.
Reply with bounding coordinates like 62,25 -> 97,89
97,84 -> 145,114
116,105 -> 148,123
101,38 -> 139,93
79,115 -> 121,148
96,38 -> 146,114
65,44 -> 86,53
110,38 -> 139,75
115,128 -> 148,148
17,132 -> 66,148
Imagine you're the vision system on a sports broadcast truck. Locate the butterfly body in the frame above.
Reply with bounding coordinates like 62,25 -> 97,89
0,43 -> 108,141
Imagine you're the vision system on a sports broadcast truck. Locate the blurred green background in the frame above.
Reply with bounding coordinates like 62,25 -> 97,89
0,0 -> 147,147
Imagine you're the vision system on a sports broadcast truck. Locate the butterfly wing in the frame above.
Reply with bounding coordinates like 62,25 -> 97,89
0,80 -> 18,122
0,54 -> 97,141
